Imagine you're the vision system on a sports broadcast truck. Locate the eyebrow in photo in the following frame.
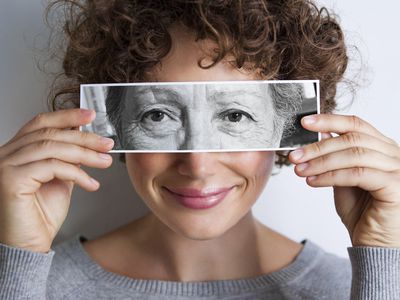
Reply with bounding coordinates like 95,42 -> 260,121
80,80 -> 320,152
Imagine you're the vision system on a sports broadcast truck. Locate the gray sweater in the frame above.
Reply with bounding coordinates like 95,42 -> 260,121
0,235 -> 399,299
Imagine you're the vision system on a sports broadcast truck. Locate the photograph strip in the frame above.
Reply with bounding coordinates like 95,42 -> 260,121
80,80 -> 320,152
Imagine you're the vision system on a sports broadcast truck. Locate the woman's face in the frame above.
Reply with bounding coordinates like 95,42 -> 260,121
120,83 -> 280,150
125,25 -> 276,239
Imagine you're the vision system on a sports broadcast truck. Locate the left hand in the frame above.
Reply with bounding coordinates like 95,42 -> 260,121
288,113 -> 400,248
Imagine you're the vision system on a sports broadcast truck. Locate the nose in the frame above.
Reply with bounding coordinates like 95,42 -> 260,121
176,152 -> 217,179
179,117 -> 212,150
180,132 -> 210,150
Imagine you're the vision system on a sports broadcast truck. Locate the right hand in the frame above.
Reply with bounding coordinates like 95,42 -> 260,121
0,108 -> 114,253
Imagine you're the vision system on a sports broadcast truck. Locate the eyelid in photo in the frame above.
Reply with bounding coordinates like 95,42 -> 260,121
123,110 -> 181,139
217,109 -> 255,122
141,109 -> 177,123
216,106 -> 258,122
138,104 -> 181,122
215,109 -> 259,137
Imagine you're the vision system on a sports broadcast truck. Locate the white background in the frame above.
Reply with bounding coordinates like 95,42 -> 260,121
0,0 -> 399,258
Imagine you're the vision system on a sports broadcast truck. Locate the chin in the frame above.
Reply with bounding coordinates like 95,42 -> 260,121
163,211 -> 246,241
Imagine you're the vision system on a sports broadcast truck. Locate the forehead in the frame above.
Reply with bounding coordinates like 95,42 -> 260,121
207,83 -> 267,96
129,83 -> 268,96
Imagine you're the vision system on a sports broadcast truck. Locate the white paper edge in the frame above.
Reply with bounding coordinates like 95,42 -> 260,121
79,79 -> 321,152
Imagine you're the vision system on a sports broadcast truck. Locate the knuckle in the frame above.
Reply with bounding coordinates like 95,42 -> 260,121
37,127 -> 58,139
80,131 -> 93,143
326,170 -> 335,179
352,167 -> 365,177
73,166 -> 87,182
318,154 -> 328,166
350,146 -> 366,158
71,165 -> 83,181
35,139 -> 55,150
350,115 -> 363,131
80,168 -> 90,180
45,158 -> 60,165
74,146 -> 91,163
311,141 -> 323,154
32,113 -> 46,126
342,132 -> 361,147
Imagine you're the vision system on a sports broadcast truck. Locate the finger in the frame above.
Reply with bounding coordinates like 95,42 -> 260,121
301,114 -> 397,145
294,147 -> 400,177
4,140 -> 113,168
321,132 -> 332,140
0,127 -> 114,158
305,167 -> 400,203
9,109 -> 95,143
14,158 -> 100,193
289,131 -> 400,163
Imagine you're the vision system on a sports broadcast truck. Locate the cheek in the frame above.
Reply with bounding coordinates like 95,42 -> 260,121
228,152 -> 274,201
126,154 -> 161,174
240,152 -> 275,204
229,151 -> 275,178
125,154 -> 172,192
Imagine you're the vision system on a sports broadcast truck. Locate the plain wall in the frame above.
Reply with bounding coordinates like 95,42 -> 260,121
0,0 -> 399,258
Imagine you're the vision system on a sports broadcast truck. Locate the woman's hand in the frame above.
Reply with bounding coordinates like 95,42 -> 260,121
289,114 -> 400,248
0,108 -> 114,253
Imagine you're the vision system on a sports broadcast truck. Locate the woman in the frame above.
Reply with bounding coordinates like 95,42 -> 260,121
0,0 -> 399,299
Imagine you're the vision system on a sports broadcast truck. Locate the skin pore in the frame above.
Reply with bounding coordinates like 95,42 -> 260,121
120,83 -> 280,150
83,24 -> 303,282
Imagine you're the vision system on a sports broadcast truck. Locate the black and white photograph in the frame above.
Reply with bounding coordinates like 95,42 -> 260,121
81,80 -> 320,152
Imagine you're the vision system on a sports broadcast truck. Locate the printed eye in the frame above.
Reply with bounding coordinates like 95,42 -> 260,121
142,110 -> 168,122
220,109 -> 255,123
136,107 -> 181,136
226,112 -> 243,122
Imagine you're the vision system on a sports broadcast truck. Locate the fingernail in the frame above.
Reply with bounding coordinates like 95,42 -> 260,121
321,133 -> 331,139
303,115 -> 317,125
290,149 -> 304,160
308,176 -> 317,181
98,153 -> 112,160
81,109 -> 94,116
90,178 -> 99,186
297,162 -> 309,172
100,137 -> 114,146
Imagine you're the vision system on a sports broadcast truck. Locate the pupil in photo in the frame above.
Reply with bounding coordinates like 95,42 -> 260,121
151,111 -> 164,122
229,112 -> 242,122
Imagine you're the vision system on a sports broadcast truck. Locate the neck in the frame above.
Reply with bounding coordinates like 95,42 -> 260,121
128,211 -> 282,282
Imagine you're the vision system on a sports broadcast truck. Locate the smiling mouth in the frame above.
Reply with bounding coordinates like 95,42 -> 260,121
162,186 -> 235,209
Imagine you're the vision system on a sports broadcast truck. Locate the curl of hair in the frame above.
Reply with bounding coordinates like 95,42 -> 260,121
46,0 -> 352,166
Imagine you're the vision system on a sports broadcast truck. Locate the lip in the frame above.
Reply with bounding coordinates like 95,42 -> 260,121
163,186 -> 235,210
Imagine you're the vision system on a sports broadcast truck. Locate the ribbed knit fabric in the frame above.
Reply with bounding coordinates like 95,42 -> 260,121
0,242 -> 54,299
348,246 -> 400,299
0,235 -> 399,299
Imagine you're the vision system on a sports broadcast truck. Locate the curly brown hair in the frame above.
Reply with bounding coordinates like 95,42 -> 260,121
46,0 -> 351,166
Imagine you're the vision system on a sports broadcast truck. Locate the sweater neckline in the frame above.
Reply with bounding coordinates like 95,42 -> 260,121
63,234 -> 323,296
